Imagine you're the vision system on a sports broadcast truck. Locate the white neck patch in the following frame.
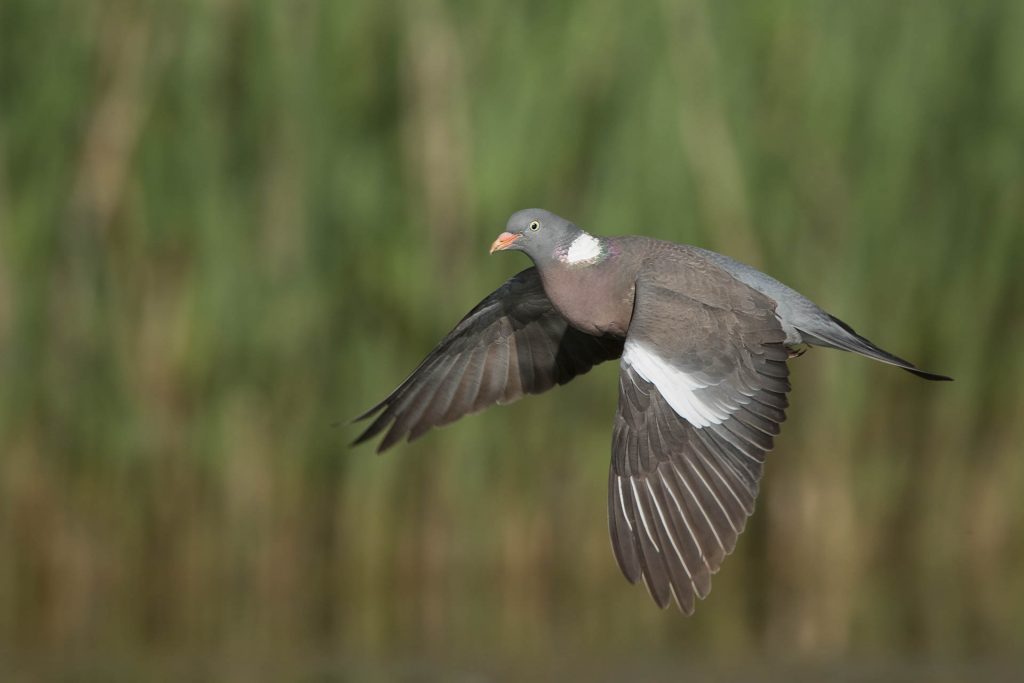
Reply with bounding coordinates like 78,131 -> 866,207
563,232 -> 603,265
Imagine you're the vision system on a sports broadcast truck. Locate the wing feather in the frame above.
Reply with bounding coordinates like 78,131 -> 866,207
353,268 -> 623,452
608,267 -> 790,613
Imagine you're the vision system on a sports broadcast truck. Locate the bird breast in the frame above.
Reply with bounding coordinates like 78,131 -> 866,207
541,265 -> 636,338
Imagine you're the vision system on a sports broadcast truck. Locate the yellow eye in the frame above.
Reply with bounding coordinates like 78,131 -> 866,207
529,220 -> 540,231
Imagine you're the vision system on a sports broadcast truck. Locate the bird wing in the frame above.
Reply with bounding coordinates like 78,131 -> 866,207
353,267 -> 624,452
609,262 -> 791,613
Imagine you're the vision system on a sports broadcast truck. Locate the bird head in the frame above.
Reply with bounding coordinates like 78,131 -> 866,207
489,208 -> 580,261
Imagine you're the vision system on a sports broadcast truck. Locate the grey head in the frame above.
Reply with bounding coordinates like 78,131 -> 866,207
489,208 -> 583,265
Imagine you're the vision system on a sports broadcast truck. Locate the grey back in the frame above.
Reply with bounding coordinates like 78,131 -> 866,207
691,247 -> 831,346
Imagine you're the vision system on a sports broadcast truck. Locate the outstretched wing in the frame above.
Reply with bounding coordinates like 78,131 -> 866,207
608,263 -> 790,614
354,267 -> 624,452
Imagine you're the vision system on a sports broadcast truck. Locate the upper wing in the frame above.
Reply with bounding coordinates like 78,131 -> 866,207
353,267 -> 624,452
608,265 -> 791,614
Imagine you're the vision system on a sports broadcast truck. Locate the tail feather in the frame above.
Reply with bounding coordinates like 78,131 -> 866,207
798,315 -> 953,382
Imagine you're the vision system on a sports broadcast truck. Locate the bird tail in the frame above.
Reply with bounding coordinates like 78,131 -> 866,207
797,315 -> 952,381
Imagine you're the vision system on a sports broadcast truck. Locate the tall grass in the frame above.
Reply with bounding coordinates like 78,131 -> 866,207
1,0 -> 1022,675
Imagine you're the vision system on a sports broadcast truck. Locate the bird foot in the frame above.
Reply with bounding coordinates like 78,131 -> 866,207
787,345 -> 808,359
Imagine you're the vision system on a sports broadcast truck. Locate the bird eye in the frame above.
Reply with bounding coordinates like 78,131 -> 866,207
529,220 -> 540,231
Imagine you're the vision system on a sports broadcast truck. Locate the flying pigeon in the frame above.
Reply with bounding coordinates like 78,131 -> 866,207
353,208 -> 951,614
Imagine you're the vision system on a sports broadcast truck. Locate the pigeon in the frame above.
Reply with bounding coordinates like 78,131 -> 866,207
352,208 -> 951,614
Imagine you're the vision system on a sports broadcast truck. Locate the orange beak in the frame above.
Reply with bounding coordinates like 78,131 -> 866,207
489,231 -> 521,254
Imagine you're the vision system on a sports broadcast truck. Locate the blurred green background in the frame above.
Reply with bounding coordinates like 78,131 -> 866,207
1,0 -> 1023,680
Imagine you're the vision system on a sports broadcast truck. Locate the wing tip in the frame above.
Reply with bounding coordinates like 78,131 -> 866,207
348,405 -> 401,452
348,431 -> 402,455
674,598 -> 696,616
348,429 -> 378,449
348,404 -> 390,449
351,401 -> 387,423
905,366 -> 954,382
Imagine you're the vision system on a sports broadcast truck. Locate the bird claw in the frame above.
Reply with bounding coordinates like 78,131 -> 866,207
787,345 -> 808,359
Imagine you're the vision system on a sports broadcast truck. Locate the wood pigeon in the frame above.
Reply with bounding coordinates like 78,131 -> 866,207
353,208 -> 951,614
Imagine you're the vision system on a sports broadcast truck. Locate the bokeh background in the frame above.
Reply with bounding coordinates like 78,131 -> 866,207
2,0 -> 1023,680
